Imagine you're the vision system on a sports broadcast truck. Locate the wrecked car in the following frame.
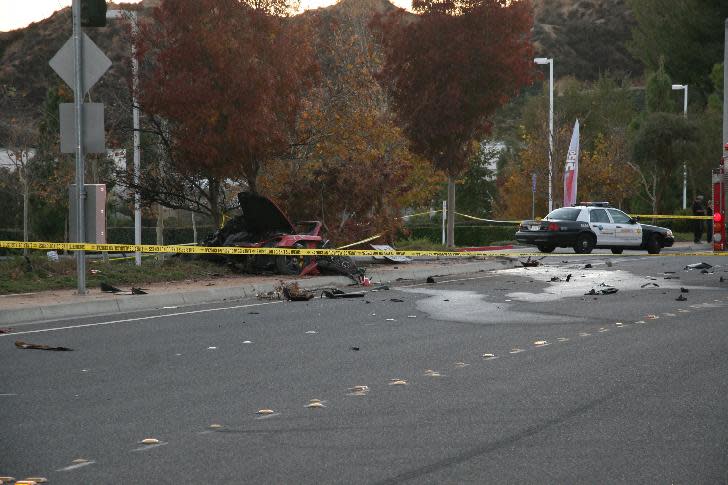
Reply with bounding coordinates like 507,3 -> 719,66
516,202 -> 675,254
202,192 -> 323,275
202,193 -> 362,279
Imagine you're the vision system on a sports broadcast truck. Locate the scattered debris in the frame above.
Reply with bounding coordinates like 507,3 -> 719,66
664,275 -> 679,279
454,362 -> 469,368
305,330 -> 317,334
680,287 -> 689,293
533,340 -> 548,346
685,262 -> 712,270
426,276 -> 436,284
424,369 -> 442,377
585,287 -> 618,295
646,314 -> 659,320
641,282 -> 659,288
256,409 -> 275,415
256,290 -> 281,300
89,269 -> 101,274
605,260 -> 613,267
720,276 -> 725,283
390,298 -> 405,302
100,282 -> 122,293
321,289 -> 365,299
348,385 -> 369,396
550,276 -> 561,282
482,353 -> 497,360
385,318 -> 396,321
305,401 -> 325,409
350,346 -> 360,351
15,341 -> 73,351
207,346 -> 217,350
371,244 -> 412,263
676,294 -> 687,301
389,379 -> 407,386
584,263 -> 593,269
140,438 -> 160,445
279,282 -> 314,301
209,424 -> 223,429
242,340 -> 253,344
360,276 -> 372,286
131,287 -> 148,295
371,285 -> 390,291
407,315 -> 417,318
700,269 -> 712,274
0,327 -> 14,334
520,256 -> 542,267
566,274 -> 572,282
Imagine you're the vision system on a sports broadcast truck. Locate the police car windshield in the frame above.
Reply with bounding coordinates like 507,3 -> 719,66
545,208 -> 581,221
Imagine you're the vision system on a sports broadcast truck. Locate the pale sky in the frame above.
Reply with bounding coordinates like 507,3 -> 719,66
0,0 -> 412,32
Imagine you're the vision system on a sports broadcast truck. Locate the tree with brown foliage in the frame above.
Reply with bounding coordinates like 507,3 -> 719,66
377,0 -> 534,245
132,0 -> 316,225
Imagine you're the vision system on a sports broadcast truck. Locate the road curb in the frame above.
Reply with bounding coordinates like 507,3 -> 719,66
0,257 -> 517,325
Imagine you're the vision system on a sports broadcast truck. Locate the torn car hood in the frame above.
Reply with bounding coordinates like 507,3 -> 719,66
237,192 -> 295,235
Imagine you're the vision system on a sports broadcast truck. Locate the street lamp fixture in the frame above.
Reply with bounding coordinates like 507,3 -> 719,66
672,83 -> 688,209
534,57 -> 554,212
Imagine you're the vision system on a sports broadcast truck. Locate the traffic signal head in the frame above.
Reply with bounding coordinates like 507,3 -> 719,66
81,0 -> 107,27
715,212 -> 723,223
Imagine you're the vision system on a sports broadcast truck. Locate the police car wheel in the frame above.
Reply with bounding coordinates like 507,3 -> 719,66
646,234 -> 661,254
611,248 -> 623,254
574,233 -> 595,254
537,244 -> 556,253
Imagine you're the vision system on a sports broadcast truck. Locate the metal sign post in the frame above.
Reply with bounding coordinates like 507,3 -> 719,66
441,200 -> 447,246
72,0 -> 86,295
50,0 -> 111,294
531,173 -> 537,219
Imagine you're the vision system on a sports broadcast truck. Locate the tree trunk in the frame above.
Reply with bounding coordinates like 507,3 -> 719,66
191,212 -> 198,244
208,178 -> 221,228
446,175 -> 456,247
156,204 -> 165,261
22,177 -> 29,257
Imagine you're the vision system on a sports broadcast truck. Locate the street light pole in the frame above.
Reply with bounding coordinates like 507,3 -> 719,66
672,83 -> 688,209
107,9 -> 141,265
534,57 -> 554,212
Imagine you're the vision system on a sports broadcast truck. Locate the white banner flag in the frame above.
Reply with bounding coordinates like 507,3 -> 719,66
563,120 -> 580,207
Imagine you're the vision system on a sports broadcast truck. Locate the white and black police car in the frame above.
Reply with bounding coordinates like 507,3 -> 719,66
515,202 -> 675,254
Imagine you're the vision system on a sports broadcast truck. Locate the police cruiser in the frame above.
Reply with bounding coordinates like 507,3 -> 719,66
515,202 -> 675,254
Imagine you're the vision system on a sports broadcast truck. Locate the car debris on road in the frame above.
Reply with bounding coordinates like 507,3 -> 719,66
15,341 -> 73,351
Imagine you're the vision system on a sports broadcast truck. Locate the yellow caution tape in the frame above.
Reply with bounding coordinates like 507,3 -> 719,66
1,241 -> 727,258
336,233 -> 383,249
454,212 -> 522,224
630,214 -> 712,220
399,209 -> 442,219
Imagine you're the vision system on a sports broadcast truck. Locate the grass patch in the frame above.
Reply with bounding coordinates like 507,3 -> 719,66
393,238 -> 449,251
0,254 -> 235,295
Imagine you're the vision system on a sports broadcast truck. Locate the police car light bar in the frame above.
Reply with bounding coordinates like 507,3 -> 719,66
579,201 -> 611,207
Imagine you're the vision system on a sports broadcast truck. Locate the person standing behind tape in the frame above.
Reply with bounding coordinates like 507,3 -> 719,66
706,200 -> 713,243
692,195 -> 706,244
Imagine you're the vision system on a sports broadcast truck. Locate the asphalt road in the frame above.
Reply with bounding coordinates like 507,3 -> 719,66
1,252 -> 727,484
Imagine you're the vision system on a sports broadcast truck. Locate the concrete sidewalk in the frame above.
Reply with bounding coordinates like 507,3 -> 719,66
0,256 -> 518,325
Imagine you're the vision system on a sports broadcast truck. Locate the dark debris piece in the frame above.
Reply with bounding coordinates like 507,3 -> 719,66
566,274 -> 572,282
584,264 -> 593,269
100,282 -> 122,293
280,282 -> 315,301
685,262 -> 713,270
350,346 -> 360,351
520,256 -> 543,268
390,298 -> 405,303
550,276 -> 561,282
15,340 -> 73,351
0,327 -> 14,334
426,276 -> 436,284
371,285 -> 390,291
322,289 -> 365,299
585,287 -> 618,296
680,287 -> 689,293
676,294 -> 687,301
641,282 -> 659,288
131,287 -> 148,295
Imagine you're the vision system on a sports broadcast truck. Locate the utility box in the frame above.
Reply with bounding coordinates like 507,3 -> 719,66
69,184 -> 107,244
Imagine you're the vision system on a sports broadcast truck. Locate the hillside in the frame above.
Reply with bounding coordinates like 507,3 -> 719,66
0,0 -> 640,139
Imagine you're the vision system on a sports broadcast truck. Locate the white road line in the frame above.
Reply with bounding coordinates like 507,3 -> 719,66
0,301 -> 282,337
57,460 -> 96,472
